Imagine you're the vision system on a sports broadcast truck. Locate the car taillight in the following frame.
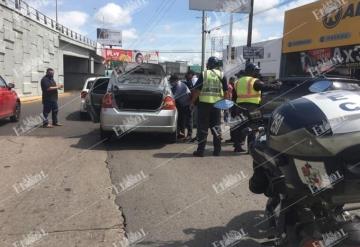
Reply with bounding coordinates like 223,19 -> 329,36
102,93 -> 113,108
80,91 -> 88,99
162,96 -> 176,110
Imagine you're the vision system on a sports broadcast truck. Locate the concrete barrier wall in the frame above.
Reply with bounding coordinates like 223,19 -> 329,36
0,2 -> 104,97
0,3 -> 63,97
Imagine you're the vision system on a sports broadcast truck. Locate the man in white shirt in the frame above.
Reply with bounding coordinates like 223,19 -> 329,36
170,75 -> 192,140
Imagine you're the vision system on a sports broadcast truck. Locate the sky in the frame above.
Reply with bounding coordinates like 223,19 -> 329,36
26,0 -> 317,64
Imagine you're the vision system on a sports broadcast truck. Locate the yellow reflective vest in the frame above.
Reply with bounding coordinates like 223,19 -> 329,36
199,69 -> 224,104
235,76 -> 261,104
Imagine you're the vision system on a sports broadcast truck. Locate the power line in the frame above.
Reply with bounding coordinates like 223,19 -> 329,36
208,0 -> 298,31
128,0 -> 167,48
129,0 -> 176,49
134,0 -> 177,48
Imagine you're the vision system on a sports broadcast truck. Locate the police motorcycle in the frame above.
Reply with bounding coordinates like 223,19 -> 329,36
215,80 -> 360,247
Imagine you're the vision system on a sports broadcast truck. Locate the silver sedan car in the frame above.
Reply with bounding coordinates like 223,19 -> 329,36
87,63 -> 178,142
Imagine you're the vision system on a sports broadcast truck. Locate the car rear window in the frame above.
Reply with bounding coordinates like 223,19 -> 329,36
116,64 -> 164,85
92,78 -> 109,93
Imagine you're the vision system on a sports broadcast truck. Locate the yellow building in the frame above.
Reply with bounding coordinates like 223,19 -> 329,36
282,0 -> 360,78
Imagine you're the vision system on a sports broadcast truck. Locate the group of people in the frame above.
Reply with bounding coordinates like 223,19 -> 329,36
40,57 -> 282,155
170,56 -> 282,157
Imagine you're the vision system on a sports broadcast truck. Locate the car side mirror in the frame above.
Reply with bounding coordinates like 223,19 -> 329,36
309,80 -> 333,93
8,83 -> 15,89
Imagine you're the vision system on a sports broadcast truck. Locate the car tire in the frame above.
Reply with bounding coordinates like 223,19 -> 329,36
166,130 -> 177,143
80,112 -> 87,120
10,101 -> 21,122
100,127 -> 113,141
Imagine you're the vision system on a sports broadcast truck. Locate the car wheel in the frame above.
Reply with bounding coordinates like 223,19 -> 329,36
80,112 -> 87,120
10,102 -> 21,122
166,130 -> 177,143
100,127 -> 113,141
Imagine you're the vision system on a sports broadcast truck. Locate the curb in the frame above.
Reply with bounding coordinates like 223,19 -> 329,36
20,92 -> 73,104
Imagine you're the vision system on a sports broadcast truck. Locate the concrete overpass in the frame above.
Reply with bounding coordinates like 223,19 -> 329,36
0,0 -> 105,97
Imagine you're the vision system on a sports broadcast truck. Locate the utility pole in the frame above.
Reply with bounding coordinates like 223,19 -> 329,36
55,0 -> 58,29
247,0 -> 254,47
245,0 -> 254,64
228,13 -> 233,64
201,10 -> 207,72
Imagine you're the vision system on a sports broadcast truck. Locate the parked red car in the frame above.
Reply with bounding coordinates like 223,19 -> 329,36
0,76 -> 21,122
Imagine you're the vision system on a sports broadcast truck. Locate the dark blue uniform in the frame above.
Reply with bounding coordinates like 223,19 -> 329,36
41,75 -> 58,126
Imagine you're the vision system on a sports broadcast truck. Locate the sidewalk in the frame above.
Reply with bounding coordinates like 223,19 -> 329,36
0,136 -> 125,247
20,92 -> 74,104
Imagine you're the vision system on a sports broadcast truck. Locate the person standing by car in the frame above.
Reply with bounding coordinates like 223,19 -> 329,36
182,70 -> 196,139
224,76 -> 236,143
224,76 -> 236,123
41,68 -> 63,128
183,70 -> 195,90
232,63 -> 281,152
170,74 -> 192,140
191,56 -> 228,157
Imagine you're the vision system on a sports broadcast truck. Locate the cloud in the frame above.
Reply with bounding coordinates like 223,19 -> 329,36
95,3 -> 132,27
254,0 -> 315,24
123,28 -> 138,40
163,24 -> 172,32
58,11 -> 89,34
26,0 -> 53,10
123,0 -> 149,14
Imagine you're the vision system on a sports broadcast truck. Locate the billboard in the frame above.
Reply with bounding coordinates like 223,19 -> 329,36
189,0 -> 251,13
97,28 -> 122,47
103,49 -> 159,64
283,0 -> 360,53
103,49 -> 133,62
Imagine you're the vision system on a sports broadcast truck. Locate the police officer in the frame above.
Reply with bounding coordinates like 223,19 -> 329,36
191,57 -> 228,157
232,63 -> 281,152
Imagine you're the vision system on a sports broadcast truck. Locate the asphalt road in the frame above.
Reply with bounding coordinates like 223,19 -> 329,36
0,92 -> 269,246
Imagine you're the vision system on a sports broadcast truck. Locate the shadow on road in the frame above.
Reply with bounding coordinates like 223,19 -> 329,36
106,133 -> 167,151
140,210 -> 268,247
66,111 -> 91,121
0,119 -> 12,127
153,149 -> 246,159
69,130 -> 167,151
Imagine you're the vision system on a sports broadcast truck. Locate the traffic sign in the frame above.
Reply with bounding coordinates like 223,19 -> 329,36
243,46 -> 264,59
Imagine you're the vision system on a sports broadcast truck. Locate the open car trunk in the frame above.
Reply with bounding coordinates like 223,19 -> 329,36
114,90 -> 164,111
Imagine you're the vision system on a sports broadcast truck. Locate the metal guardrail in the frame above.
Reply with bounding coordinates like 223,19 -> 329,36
1,0 -> 97,48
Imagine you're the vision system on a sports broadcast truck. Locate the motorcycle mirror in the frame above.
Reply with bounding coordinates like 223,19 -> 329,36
214,99 -> 235,110
309,80 -> 333,93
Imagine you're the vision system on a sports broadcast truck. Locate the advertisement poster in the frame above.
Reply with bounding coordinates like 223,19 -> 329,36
133,50 -> 160,64
283,44 -> 360,76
